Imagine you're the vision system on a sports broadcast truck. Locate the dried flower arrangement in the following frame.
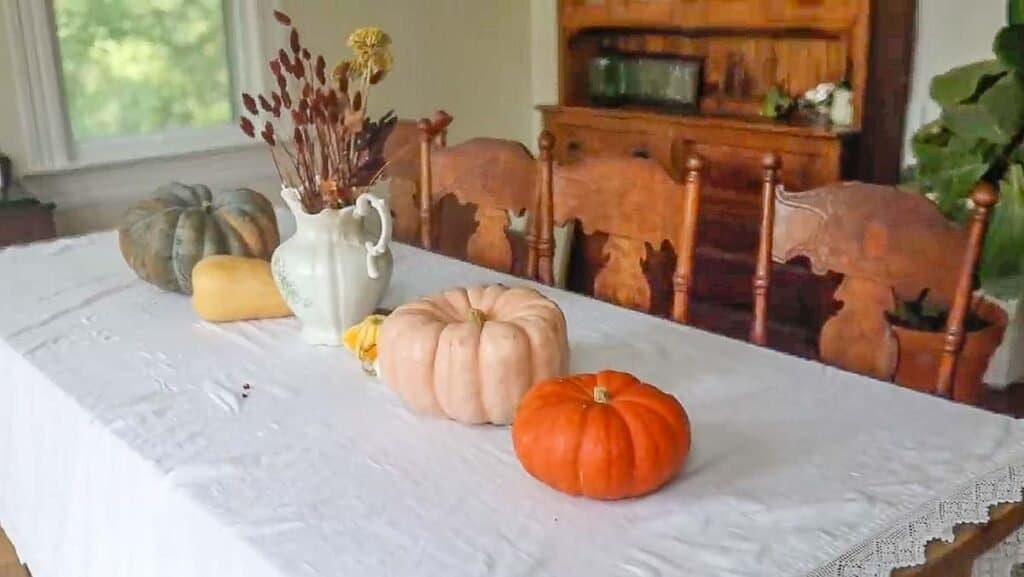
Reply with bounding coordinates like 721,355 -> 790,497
239,11 -> 398,214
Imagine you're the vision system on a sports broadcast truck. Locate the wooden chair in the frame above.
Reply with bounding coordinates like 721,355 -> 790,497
382,113 -> 451,245
753,165 -> 1001,401
538,132 -> 704,323
418,128 -> 549,276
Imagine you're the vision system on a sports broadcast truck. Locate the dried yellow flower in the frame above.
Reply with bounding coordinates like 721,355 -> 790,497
347,27 -> 393,78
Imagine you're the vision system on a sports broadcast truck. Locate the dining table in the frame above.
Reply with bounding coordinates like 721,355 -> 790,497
3,230 -> 1024,577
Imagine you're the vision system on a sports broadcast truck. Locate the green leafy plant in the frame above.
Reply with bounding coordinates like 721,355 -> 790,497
911,0 -> 1024,299
887,289 -> 991,332
761,86 -> 795,119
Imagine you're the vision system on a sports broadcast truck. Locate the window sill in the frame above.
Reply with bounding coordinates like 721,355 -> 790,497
21,140 -> 282,235
23,132 -> 266,178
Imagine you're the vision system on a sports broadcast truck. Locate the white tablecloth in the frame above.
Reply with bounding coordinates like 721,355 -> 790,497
2,232 -> 1024,577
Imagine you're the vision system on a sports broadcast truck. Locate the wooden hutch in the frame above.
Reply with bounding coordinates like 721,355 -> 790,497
545,0 -> 870,210
542,0 -> 879,352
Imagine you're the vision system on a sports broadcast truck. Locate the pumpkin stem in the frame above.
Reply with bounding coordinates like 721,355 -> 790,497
468,308 -> 487,326
593,386 -> 611,404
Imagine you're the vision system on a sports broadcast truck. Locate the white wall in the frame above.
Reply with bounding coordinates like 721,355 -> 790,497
282,0 -> 532,147
0,11 -> 28,173
529,0 -> 559,149
904,1 -> 1004,162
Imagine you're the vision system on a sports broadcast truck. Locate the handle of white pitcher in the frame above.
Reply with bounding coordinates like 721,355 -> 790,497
354,193 -> 392,280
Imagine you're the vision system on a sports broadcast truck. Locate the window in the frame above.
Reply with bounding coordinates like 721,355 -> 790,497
3,0 -> 281,173
54,0 -> 234,141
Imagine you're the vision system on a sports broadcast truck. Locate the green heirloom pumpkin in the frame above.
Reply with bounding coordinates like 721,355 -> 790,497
119,183 -> 280,294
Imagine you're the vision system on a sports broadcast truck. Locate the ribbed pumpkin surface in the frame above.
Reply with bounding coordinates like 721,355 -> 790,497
119,183 -> 279,294
513,370 -> 691,500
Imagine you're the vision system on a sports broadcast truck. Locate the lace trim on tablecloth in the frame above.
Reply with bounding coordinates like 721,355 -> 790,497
805,462 -> 1024,577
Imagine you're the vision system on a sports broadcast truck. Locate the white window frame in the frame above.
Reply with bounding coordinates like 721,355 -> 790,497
3,0 -> 283,175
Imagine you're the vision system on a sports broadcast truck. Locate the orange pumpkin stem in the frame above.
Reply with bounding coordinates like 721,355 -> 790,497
593,386 -> 611,404
468,308 -> 487,326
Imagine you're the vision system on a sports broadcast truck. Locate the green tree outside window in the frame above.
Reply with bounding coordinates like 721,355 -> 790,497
53,0 -> 234,141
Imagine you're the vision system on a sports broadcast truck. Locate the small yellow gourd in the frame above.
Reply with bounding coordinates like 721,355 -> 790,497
343,314 -> 386,366
191,255 -> 293,322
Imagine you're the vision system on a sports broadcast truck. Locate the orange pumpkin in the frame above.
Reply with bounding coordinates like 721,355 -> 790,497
512,370 -> 691,500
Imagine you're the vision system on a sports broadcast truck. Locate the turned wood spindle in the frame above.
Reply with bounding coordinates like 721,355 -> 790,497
417,118 -> 435,250
936,181 -> 1000,399
530,131 -> 556,285
672,154 -> 703,324
429,110 -> 453,147
751,153 -> 781,346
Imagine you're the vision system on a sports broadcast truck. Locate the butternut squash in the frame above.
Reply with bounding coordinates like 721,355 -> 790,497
191,255 -> 293,322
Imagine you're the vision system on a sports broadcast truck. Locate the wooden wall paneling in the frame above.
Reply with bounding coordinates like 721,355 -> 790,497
849,0 -> 872,129
765,0 -> 858,26
612,0 -> 676,25
704,0 -> 766,27
858,0 -> 916,183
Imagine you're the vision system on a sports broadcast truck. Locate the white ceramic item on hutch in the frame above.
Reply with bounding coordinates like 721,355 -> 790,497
272,187 -> 393,346
830,85 -> 854,127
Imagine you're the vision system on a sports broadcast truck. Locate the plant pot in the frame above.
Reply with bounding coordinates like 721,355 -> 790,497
985,297 -> 1023,388
891,297 -> 1009,404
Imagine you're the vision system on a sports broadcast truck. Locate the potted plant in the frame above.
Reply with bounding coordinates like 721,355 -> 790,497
886,290 -> 1008,404
904,0 -> 1024,398
238,11 -> 399,345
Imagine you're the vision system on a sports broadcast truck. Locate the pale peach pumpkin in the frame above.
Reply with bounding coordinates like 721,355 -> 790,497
378,285 -> 569,425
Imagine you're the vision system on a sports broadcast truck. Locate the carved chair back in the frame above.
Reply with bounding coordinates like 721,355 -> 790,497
383,114 -> 450,245
418,128 -> 548,276
754,170 -> 1000,402
539,139 -> 704,324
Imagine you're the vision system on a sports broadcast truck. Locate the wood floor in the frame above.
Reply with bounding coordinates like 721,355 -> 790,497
0,529 -> 27,577
982,381 -> 1024,418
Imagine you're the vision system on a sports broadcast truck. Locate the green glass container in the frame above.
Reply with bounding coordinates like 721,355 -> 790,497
588,53 -> 625,106
623,55 -> 702,112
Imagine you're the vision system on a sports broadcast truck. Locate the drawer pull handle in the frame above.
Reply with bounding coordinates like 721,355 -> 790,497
567,140 -> 581,152
632,148 -> 650,159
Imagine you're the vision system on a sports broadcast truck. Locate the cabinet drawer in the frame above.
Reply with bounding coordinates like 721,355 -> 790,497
686,142 -> 819,192
551,123 -> 675,171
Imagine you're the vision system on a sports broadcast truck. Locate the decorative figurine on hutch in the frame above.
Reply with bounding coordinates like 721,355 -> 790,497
830,81 -> 855,128
240,11 -> 398,345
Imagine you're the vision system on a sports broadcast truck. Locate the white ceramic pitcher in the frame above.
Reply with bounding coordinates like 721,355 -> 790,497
272,187 -> 393,346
